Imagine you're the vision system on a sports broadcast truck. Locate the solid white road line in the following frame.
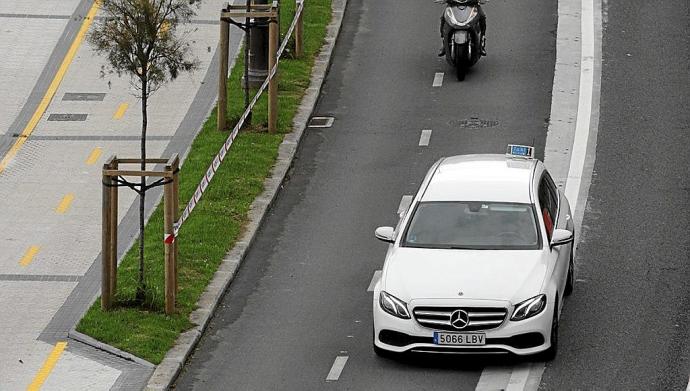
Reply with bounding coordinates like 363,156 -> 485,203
475,0 -> 597,389
325,356 -> 348,381
433,72 -> 444,87
419,129 -> 432,146
367,270 -> 382,292
397,195 -> 413,216
564,0 -> 595,207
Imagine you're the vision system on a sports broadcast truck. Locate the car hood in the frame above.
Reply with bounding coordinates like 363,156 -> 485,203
382,247 -> 547,304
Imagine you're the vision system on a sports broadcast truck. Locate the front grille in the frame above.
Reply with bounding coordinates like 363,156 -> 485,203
413,306 -> 507,332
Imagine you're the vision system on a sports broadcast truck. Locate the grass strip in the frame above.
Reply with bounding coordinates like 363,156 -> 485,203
77,0 -> 332,364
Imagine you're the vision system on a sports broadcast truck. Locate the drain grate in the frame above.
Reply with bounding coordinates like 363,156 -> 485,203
308,116 -> 334,128
47,113 -> 88,121
62,92 -> 106,101
451,117 -> 499,129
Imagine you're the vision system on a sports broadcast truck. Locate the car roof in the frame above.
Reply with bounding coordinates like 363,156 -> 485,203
420,154 -> 537,203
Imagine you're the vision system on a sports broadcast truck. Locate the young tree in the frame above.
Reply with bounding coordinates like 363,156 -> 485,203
89,0 -> 200,302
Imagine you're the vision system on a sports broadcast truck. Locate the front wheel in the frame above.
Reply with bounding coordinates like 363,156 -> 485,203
564,244 -> 575,296
538,298 -> 559,361
454,42 -> 468,81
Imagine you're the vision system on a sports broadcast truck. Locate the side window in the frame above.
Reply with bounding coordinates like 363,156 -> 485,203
538,175 -> 557,240
543,171 -> 559,212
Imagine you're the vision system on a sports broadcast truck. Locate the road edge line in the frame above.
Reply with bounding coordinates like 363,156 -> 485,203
143,0 -> 349,389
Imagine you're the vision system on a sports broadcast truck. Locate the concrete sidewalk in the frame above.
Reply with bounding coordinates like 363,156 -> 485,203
0,0 -> 242,389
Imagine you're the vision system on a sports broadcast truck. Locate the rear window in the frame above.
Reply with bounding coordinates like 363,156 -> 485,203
402,201 -> 541,250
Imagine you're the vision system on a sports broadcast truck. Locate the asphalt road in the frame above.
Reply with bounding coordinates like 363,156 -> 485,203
174,0 -> 558,389
540,0 -> 690,389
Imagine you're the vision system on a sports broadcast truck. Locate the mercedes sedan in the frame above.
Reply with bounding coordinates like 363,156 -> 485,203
372,147 -> 575,359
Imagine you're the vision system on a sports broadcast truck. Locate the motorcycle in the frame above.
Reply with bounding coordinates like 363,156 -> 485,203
437,0 -> 486,81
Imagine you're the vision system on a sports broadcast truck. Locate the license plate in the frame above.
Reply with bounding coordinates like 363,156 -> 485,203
433,332 -> 486,346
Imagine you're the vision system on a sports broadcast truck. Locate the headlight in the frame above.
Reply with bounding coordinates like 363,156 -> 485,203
511,294 -> 546,321
444,8 -> 459,26
379,291 -> 411,319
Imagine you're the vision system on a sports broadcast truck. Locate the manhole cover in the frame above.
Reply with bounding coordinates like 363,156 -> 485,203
451,117 -> 499,128
47,114 -> 88,121
308,116 -> 334,128
62,92 -> 106,101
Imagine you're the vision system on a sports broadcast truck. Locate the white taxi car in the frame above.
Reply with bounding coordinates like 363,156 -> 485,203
372,146 -> 575,359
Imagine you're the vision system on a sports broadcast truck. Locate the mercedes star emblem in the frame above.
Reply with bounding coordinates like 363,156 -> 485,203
450,309 -> 470,330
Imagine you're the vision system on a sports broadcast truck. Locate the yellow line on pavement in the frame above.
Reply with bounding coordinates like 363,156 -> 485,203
0,1 -> 100,175
26,341 -> 67,391
19,246 -> 40,267
113,102 -> 128,119
55,193 -> 75,214
85,147 -> 102,165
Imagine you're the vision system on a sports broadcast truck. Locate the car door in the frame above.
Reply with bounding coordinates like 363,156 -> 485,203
538,173 -> 569,299
542,170 -> 572,295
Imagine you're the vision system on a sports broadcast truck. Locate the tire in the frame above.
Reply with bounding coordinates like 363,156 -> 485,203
454,43 -> 468,81
564,243 -> 575,296
539,298 -> 559,361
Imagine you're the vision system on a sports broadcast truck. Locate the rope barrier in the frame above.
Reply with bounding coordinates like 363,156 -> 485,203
173,0 -> 305,236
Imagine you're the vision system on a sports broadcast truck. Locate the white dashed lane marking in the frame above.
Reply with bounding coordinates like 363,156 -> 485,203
367,270 -> 382,292
325,356 -> 348,381
418,129 -> 432,146
433,72 -> 444,87
505,364 -> 531,391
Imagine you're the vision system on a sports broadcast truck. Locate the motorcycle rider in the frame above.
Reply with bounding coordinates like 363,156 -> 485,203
438,0 -> 487,57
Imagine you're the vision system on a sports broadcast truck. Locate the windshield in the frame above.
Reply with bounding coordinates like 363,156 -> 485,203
402,201 -> 540,250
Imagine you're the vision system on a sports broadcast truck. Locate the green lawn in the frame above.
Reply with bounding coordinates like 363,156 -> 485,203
77,0 -> 332,364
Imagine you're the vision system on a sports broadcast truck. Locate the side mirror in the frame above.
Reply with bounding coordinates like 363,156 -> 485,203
375,226 -> 395,243
551,229 -> 574,247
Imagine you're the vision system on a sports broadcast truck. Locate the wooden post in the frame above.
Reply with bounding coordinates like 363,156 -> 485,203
295,0 -> 304,58
171,155 -> 180,294
109,160 -> 118,299
218,3 -> 230,132
163,163 -> 176,315
268,5 -> 279,133
101,157 -> 115,310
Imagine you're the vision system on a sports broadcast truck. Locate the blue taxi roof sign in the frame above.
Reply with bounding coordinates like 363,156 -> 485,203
506,144 -> 535,159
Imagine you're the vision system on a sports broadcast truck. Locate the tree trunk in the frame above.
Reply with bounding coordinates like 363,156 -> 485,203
136,78 -> 148,302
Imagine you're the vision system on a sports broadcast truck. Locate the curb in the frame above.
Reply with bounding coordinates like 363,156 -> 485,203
68,329 -> 156,369
144,0 -> 348,389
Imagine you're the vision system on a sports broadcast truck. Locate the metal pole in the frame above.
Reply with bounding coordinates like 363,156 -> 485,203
268,10 -> 278,133
218,4 -> 230,131
248,0 -> 269,87
243,0 -> 251,124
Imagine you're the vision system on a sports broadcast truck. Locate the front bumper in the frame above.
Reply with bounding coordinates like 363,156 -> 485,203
373,297 -> 554,356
